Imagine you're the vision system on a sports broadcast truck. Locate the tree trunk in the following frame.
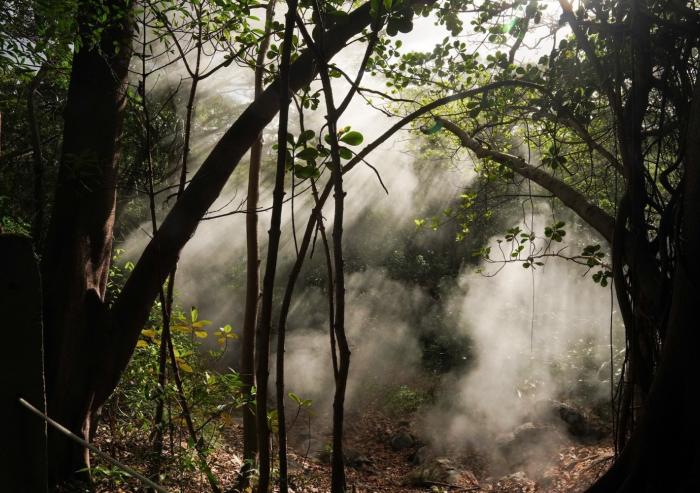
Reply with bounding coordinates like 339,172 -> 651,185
108,0 -> 395,401
255,2 -> 297,491
37,2 -> 428,488
0,234 -> 48,493
240,2 -> 277,483
586,58 -> 700,493
313,20 -> 350,490
40,0 -> 133,487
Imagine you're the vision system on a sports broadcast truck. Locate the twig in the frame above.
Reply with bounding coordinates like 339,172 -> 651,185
18,398 -> 171,493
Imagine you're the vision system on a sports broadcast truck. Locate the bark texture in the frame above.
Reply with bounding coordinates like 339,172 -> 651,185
41,0 -> 133,485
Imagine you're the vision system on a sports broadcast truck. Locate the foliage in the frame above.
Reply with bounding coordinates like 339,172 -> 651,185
0,210 -> 31,235
5,0 -> 697,489
383,384 -> 430,416
98,251 -> 247,488
420,330 -> 474,374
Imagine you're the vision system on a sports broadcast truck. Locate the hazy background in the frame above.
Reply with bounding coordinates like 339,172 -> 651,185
119,1 -> 621,469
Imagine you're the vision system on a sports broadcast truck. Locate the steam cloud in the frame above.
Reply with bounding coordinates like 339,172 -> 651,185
119,23 -> 622,478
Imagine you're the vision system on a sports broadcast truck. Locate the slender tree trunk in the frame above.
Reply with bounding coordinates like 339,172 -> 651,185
326,82 -> 350,493
140,22 -> 170,482
149,295 -> 170,484
255,2 -> 297,491
41,0 -> 133,487
240,1 -> 277,483
147,11 -> 213,487
310,12 -> 351,489
311,183 -> 340,380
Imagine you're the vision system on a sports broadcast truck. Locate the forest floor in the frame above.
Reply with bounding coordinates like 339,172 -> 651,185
94,401 -> 614,493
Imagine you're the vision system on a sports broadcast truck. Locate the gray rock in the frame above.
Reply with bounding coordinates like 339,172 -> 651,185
344,447 -> 374,469
495,422 -> 563,467
407,458 -> 461,486
535,399 -> 606,439
409,445 -> 432,465
390,430 -> 415,450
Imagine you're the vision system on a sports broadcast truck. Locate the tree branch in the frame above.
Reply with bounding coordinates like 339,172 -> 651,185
438,117 -> 616,243
106,1 -> 439,402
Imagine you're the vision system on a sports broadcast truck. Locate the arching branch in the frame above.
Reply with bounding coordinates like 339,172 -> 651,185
438,117 -> 616,243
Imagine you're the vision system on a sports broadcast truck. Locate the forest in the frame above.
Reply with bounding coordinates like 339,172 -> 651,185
0,0 -> 698,492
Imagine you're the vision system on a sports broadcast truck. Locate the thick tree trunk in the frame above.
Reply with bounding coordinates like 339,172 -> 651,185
0,234 -> 48,493
587,263 -> 700,493
40,0 -> 133,487
587,61 -> 700,493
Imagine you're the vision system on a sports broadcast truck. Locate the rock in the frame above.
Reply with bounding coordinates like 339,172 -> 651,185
390,430 -> 415,451
535,400 -> 584,430
534,399 -> 607,439
409,445 -> 432,465
496,470 -> 536,489
505,471 -> 528,481
316,444 -> 372,468
495,422 -> 563,468
407,457 -> 461,486
344,447 -> 373,469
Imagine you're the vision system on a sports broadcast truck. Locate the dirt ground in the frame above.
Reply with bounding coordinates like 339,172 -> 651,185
94,406 -> 614,493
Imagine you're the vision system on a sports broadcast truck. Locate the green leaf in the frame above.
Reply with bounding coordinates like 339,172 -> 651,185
141,329 -> 157,338
177,359 -> 193,373
339,130 -> 364,146
339,147 -> 353,160
296,147 -> 319,160
397,19 -> 413,33
294,165 -> 320,179
298,129 -> 315,143
370,0 -> 381,18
